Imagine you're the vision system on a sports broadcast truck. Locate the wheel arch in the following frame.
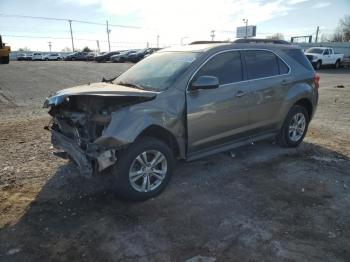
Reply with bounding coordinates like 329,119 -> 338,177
137,125 -> 181,159
294,98 -> 313,119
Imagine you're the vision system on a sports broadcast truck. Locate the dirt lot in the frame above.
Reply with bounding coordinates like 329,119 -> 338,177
0,61 -> 349,262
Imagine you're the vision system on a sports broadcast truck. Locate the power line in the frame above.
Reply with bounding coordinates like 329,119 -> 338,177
0,13 -> 142,29
2,34 -> 148,45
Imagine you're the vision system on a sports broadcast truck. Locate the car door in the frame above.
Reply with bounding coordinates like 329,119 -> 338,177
323,49 -> 330,64
328,49 -> 335,64
244,50 -> 291,132
186,50 -> 253,154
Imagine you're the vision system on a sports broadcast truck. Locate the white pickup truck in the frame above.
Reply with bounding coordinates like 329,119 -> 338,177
305,47 -> 344,70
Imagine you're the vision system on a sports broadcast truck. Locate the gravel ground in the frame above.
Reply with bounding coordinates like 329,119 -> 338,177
0,61 -> 349,262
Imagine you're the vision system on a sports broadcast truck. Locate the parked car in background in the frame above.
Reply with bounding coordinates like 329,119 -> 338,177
64,52 -> 88,61
127,48 -> 156,63
32,53 -> 44,61
87,52 -> 98,61
143,48 -> 161,59
111,50 -> 137,63
17,53 -> 27,61
45,53 -> 63,61
305,47 -> 344,70
94,51 -> 120,63
26,53 -> 33,61
45,42 -> 319,201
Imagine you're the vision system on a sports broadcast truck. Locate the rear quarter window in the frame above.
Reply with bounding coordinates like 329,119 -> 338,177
283,49 -> 314,71
278,58 -> 289,74
244,50 -> 280,79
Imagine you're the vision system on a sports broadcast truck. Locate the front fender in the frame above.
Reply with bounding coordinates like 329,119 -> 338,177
94,97 -> 186,155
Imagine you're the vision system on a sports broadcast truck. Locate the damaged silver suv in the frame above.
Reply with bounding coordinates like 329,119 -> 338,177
44,42 -> 319,200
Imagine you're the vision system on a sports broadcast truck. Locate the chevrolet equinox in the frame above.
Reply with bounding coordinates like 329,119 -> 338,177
44,42 -> 319,200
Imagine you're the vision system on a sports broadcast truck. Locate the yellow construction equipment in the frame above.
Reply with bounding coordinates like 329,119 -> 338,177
0,35 -> 11,64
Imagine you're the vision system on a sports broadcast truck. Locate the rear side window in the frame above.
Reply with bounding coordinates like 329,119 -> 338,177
196,51 -> 243,85
278,59 -> 289,74
245,50 -> 280,79
283,49 -> 313,71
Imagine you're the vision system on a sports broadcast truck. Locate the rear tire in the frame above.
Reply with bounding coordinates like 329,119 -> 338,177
277,105 -> 309,148
334,60 -> 340,69
315,60 -> 322,70
111,137 -> 174,201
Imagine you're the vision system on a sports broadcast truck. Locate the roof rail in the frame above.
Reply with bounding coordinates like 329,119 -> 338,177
190,41 -> 231,45
234,38 -> 291,45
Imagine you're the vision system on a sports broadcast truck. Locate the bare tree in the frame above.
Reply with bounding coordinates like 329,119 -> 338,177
18,47 -> 30,51
61,47 -> 72,52
82,46 -> 92,52
331,32 -> 343,42
339,15 -> 350,41
331,15 -> 350,42
320,33 -> 330,42
266,33 -> 285,40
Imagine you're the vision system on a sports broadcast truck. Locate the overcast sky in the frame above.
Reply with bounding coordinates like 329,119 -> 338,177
0,0 -> 349,52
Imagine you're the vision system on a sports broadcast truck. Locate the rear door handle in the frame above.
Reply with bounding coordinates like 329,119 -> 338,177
281,79 -> 292,86
235,90 -> 247,97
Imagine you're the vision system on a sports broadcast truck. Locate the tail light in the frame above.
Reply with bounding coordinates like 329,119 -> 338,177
314,73 -> 320,89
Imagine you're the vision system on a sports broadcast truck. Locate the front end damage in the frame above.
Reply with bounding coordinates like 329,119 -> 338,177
44,83 -> 158,177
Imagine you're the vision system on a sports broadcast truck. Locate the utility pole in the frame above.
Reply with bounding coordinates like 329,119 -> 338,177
243,19 -> 248,39
48,41 -> 52,52
180,36 -> 188,45
96,40 -> 100,53
68,20 -> 74,52
210,30 -> 215,41
315,26 -> 320,43
157,35 -> 160,48
106,21 -> 111,52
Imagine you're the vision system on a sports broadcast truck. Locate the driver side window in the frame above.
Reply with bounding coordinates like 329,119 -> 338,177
196,51 -> 243,85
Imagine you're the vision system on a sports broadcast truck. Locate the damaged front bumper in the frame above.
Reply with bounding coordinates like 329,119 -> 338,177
51,130 -> 117,177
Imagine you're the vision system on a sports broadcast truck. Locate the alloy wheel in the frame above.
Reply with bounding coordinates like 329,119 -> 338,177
129,150 -> 167,193
288,113 -> 306,142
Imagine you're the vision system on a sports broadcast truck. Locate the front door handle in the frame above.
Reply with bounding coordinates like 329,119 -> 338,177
235,90 -> 246,97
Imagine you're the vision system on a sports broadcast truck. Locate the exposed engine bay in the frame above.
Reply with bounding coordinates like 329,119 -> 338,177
44,82 -> 159,176
49,95 -> 152,150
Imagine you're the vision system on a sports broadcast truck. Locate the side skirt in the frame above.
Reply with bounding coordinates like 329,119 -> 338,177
186,132 -> 277,162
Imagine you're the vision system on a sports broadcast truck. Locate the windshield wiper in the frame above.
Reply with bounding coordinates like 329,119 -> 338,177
101,73 -> 121,83
117,82 -> 145,90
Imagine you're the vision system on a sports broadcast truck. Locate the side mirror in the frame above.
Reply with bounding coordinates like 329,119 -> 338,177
189,76 -> 219,91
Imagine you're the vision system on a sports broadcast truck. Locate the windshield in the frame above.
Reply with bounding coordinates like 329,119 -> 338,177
306,48 -> 324,54
114,51 -> 199,91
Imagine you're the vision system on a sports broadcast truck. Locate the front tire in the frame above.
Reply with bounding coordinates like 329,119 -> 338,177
111,137 -> 174,201
277,105 -> 309,148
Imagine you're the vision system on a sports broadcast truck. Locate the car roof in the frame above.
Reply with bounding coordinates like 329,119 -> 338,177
306,47 -> 328,50
160,42 -> 300,53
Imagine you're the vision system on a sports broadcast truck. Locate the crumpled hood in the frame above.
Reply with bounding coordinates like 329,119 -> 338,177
44,82 -> 159,107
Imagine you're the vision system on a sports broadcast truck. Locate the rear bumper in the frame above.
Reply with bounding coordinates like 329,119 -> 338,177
52,130 -> 93,177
